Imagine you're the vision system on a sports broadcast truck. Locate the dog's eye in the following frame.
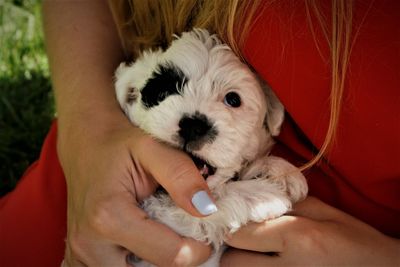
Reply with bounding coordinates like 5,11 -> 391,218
224,92 -> 241,108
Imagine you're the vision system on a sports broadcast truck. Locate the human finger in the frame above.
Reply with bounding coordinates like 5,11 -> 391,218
291,197 -> 379,231
220,248 -> 283,267
93,192 -> 212,266
65,225 -> 131,267
63,243 -> 85,267
132,132 -> 216,217
225,215 -> 318,253
290,196 -> 342,221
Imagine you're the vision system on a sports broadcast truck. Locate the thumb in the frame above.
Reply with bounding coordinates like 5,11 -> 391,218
133,134 -> 217,217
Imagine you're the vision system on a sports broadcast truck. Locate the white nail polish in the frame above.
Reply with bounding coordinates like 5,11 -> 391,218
191,190 -> 218,215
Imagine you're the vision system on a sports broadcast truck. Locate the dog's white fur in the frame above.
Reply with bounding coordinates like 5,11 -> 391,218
115,29 -> 308,267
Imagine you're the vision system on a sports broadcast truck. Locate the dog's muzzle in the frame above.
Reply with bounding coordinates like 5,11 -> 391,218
178,113 -> 213,144
189,153 -> 216,179
178,112 -> 218,151
178,112 -> 218,179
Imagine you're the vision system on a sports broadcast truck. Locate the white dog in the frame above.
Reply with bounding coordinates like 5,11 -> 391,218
115,29 -> 308,267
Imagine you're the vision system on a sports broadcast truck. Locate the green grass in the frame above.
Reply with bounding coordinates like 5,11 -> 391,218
0,0 -> 54,196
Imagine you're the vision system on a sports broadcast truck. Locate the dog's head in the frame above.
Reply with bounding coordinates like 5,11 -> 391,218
115,29 -> 284,187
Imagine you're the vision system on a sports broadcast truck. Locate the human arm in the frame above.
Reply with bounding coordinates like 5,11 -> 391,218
42,1 -> 212,266
221,197 -> 400,266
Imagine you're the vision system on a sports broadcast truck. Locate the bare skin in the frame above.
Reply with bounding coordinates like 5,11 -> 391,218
221,197 -> 400,266
43,1 -> 211,266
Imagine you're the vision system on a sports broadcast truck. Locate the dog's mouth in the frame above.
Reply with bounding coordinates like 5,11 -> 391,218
188,153 -> 216,180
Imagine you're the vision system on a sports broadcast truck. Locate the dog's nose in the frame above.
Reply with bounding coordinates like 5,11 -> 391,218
178,114 -> 212,143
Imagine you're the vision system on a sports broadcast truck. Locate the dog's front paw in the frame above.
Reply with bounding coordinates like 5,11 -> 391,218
268,156 -> 308,202
240,156 -> 308,203
214,178 -> 293,229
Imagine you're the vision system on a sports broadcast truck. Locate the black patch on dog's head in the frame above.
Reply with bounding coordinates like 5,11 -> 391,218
141,62 -> 187,108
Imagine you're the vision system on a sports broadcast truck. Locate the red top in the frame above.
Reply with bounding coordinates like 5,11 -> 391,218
244,0 -> 400,237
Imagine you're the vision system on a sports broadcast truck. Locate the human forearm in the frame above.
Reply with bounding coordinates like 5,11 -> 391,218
43,0 -> 125,136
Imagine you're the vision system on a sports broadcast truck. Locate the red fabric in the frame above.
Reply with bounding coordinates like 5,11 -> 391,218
244,0 -> 400,237
0,122 -> 67,266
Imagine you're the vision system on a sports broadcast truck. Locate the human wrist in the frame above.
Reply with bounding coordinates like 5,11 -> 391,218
57,101 -> 122,136
55,98 -> 131,166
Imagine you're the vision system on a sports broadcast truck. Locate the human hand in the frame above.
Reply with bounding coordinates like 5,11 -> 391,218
43,0 -> 212,265
58,112 -> 213,266
221,197 -> 400,266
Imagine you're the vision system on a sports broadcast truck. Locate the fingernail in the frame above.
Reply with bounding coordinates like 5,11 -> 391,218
191,190 -> 218,215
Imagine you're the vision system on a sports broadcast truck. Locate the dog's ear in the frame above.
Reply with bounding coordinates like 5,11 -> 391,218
115,62 -> 139,114
262,83 -> 285,136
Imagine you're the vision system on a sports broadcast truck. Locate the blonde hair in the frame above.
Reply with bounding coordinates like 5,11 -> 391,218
109,0 -> 353,169
109,0 -> 262,58
303,0 -> 353,170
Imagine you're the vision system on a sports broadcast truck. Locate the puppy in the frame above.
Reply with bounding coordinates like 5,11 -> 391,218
115,29 -> 308,267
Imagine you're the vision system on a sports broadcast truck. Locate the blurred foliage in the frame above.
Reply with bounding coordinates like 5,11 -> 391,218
0,0 -> 54,196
